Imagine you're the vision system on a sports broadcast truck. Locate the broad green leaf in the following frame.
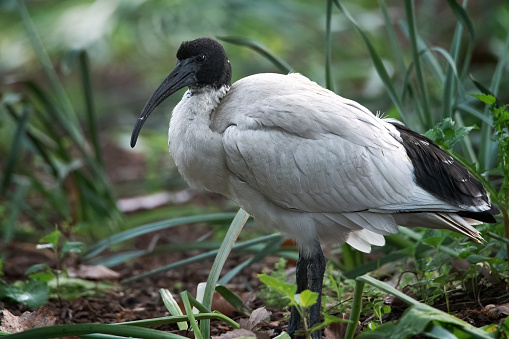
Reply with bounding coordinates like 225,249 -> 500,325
471,93 -> 496,106
273,332 -> 292,339
62,241 -> 84,255
0,279 -> 49,309
258,273 -> 297,299
424,118 -> 477,150
39,229 -> 61,249
294,289 -> 318,307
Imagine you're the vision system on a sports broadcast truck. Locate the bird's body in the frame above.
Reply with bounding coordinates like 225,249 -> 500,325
168,72 -> 492,254
131,38 -> 498,338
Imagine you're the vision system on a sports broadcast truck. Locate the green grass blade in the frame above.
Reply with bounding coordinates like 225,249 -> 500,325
186,292 -> 215,314
357,274 -> 492,338
456,103 -> 492,125
0,323 -> 186,339
16,0 -> 78,125
215,285 -> 249,314
451,111 -> 478,164
181,291 -> 202,339
343,251 -> 407,279
398,21 -> 445,84
478,32 -> 509,170
116,313 -> 239,330
218,234 -> 283,285
344,279 -> 365,339
2,182 -> 29,249
79,50 -> 103,166
446,0 -> 475,42
442,4 -> 465,119
1,105 -> 31,195
379,0 -> 406,75
333,0 -> 407,123
160,289 -> 188,330
121,233 -> 277,284
200,208 -> 250,339
325,0 -> 334,91
489,31 -> 509,97
405,0 -> 431,128
217,36 -> 293,74
84,212 -> 236,259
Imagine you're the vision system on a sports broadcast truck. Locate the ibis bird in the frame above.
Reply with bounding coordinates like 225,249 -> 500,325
131,37 -> 498,338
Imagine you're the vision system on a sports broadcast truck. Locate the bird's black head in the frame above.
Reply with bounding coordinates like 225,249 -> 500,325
130,37 -> 232,148
176,38 -> 232,89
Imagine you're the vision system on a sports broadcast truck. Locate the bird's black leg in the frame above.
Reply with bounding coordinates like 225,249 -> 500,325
307,242 -> 326,339
287,241 -> 326,339
287,248 -> 308,338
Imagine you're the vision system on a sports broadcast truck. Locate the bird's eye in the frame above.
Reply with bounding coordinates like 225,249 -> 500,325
197,54 -> 206,62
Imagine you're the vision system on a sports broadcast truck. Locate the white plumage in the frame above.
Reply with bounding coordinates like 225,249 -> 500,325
168,72 -> 485,254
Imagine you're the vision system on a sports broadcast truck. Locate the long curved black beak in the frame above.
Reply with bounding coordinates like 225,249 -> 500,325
130,58 -> 199,148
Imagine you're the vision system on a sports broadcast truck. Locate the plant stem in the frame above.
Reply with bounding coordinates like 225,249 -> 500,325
345,279 -> 364,339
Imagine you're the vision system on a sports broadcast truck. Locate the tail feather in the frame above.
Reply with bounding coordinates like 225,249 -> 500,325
435,213 -> 484,243
393,212 -> 484,243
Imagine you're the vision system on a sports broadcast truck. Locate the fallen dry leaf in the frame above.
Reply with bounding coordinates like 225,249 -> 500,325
324,314 -> 358,339
0,307 -> 56,333
67,265 -> 120,280
248,307 -> 272,330
485,303 -> 509,316
211,328 -> 257,339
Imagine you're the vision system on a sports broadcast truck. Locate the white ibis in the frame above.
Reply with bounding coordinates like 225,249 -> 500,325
130,37 -> 498,338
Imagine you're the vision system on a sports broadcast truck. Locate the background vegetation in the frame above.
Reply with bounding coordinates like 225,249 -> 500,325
0,0 -> 508,338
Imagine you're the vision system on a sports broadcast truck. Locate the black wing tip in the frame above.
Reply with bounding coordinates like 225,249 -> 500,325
458,204 -> 500,224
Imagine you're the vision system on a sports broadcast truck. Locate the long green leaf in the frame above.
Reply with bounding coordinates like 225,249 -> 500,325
357,275 -> 491,338
160,289 -> 188,330
16,0 -> 78,126
344,279 -> 365,339
121,232 -> 277,284
478,32 -> 509,170
1,105 -> 31,195
442,5 -> 464,119
84,212 -> 236,259
325,0 -> 334,91
200,208 -> 250,338
79,50 -> 103,166
218,234 -> 284,285
181,291 -> 202,339
398,21 -> 445,84
379,0 -> 406,75
405,0 -> 431,128
2,182 -> 29,249
117,312 -> 239,329
0,323 -> 185,339
446,0 -> 475,42
217,36 -> 293,74
333,0 -> 407,124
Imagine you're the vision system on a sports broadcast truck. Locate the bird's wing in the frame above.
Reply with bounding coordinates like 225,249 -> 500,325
213,73 -> 442,215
